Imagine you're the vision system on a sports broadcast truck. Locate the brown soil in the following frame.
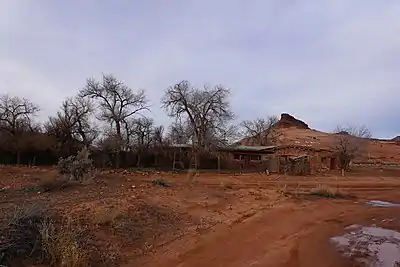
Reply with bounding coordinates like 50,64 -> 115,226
1,166 -> 400,267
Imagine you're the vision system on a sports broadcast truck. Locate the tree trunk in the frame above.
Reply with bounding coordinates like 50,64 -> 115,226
136,153 -> 141,167
115,150 -> 120,169
115,121 -> 122,169
16,150 -> 21,165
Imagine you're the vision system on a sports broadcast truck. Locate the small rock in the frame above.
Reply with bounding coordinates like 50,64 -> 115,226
132,185 -> 136,188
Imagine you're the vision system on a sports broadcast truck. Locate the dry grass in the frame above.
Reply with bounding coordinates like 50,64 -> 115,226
309,184 -> 349,198
40,217 -> 89,267
92,207 -> 124,227
0,203 -> 90,267
0,203 -> 46,265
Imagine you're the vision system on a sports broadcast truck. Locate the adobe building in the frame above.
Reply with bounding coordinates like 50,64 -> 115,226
220,144 -> 338,174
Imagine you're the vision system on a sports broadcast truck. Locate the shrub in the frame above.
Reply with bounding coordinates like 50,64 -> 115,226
39,218 -> 89,267
52,225 -> 89,267
38,176 -> 80,192
0,204 -> 89,267
0,203 -> 47,265
57,147 -> 95,181
151,178 -> 170,187
309,184 -> 348,198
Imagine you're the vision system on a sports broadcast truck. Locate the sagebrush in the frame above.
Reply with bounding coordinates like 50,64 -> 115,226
57,147 -> 95,181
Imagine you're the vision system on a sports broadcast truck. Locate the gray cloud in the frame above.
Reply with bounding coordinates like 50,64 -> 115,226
1,0 -> 399,138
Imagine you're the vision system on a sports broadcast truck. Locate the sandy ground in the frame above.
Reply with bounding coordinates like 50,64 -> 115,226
1,166 -> 400,267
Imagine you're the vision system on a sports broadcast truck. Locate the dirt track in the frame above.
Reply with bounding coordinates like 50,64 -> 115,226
134,176 -> 400,267
1,167 -> 400,267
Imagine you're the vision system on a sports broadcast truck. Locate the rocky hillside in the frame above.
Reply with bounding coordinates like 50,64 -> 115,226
392,136 -> 400,142
237,113 -> 400,163
274,113 -> 309,129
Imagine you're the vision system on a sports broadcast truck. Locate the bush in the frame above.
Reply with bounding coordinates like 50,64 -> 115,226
151,178 -> 170,187
57,147 -> 95,181
309,184 -> 349,198
38,176 -> 80,192
0,203 -> 47,265
0,204 -> 89,267
44,223 -> 89,267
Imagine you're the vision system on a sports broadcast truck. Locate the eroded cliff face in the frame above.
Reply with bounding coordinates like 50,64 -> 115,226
275,113 -> 309,130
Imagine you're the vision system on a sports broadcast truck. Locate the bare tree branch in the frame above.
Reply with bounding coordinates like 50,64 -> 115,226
240,116 -> 280,145
161,80 -> 234,149
79,74 -> 150,167
332,124 -> 372,172
45,96 -> 98,155
0,94 -> 40,163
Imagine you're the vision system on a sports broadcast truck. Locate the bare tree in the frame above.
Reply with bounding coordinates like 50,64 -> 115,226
240,116 -> 280,145
152,125 -> 166,148
45,96 -> 97,155
162,80 -> 235,169
124,117 -> 154,167
167,120 -> 191,145
79,74 -> 149,168
0,94 -> 40,164
332,125 -> 372,175
162,80 -> 234,149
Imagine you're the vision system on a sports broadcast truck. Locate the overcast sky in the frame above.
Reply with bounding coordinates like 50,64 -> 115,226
1,1 -> 399,138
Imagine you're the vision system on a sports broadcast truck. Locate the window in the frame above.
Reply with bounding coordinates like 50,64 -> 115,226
250,155 -> 261,161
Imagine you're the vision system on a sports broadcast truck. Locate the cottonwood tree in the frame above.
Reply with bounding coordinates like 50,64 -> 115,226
79,74 -> 149,168
0,94 -> 40,164
167,120 -> 191,145
332,125 -> 372,175
45,96 -> 97,156
152,125 -> 166,148
151,125 -> 168,166
240,116 -> 280,145
124,117 -> 154,166
162,80 -> 235,168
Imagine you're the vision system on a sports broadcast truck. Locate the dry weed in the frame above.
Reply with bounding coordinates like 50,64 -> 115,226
41,216 -> 90,267
92,208 -> 123,227
0,203 -> 90,267
0,203 -> 46,265
310,184 -> 349,198
56,227 -> 89,267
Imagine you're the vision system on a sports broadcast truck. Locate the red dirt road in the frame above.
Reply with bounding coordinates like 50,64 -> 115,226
134,178 -> 400,267
1,166 -> 400,267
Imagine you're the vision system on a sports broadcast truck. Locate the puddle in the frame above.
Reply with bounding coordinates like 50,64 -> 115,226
366,200 -> 400,207
330,225 -> 400,266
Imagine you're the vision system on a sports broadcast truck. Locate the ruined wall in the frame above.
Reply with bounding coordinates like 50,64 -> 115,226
274,146 -> 337,173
